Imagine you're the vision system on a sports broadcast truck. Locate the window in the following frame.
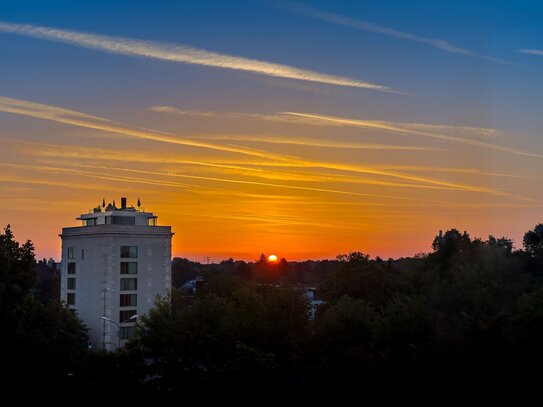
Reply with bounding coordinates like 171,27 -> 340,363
148,217 -> 157,226
120,262 -> 137,274
112,216 -> 135,225
119,310 -> 137,323
67,278 -> 76,290
81,249 -> 85,260
83,218 -> 96,226
120,294 -> 137,307
67,293 -> 75,305
120,246 -> 138,258
106,216 -> 134,225
68,263 -> 76,274
119,326 -> 136,340
120,278 -> 137,291
148,247 -> 152,256
67,247 -> 75,259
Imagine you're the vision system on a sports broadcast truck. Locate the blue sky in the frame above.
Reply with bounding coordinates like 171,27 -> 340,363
2,1 -> 542,128
1,1 -> 543,260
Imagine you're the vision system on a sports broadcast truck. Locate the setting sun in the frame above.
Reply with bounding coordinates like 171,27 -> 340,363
268,254 -> 278,263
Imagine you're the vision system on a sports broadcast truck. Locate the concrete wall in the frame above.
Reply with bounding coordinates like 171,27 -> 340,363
60,224 -> 172,351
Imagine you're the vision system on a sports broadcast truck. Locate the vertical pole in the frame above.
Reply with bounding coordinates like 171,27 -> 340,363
102,287 -> 106,350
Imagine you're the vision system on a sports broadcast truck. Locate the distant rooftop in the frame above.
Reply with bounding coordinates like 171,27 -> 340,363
77,197 -> 158,227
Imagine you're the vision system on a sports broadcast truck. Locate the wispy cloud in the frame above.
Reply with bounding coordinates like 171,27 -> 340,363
0,20 -> 393,92
57,161 -> 437,202
281,112 -> 543,159
22,141 -> 462,191
280,2 -> 509,64
0,162 -> 203,191
0,95 -> 508,196
519,49 -> 543,56
192,135 -> 442,151
149,106 -> 296,122
0,95 -> 297,162
150,105 -> 499,139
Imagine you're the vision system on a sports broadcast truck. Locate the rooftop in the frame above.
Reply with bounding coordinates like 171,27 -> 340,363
76,197 -> 158,227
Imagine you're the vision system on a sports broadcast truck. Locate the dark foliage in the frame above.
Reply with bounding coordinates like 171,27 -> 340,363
5,223 -> 543,394
0,225 -> 88,391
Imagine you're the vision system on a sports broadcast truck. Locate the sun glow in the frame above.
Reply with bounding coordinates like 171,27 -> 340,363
268,254 -> 278,262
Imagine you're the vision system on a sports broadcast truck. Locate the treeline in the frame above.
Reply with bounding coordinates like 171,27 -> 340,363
4,224 -> 543,393
171,254 -> 338,287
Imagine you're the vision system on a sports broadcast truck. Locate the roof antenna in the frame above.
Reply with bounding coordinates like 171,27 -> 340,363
102,198 -> 106,208
137,197 -> 141,208
113,199 -> 116,208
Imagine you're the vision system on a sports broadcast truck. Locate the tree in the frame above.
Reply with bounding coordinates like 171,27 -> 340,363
0,225 -> 88,387
523,223 -> 543,256
318,252 -> 409,306
487,235 -> 513,254
432,229 -> 472,254
132,274 -> 309,390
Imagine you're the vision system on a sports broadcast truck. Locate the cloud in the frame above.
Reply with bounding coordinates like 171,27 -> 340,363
0,20 -> 393,92
150,105 -> 499,139
0,95 -> 296,162
23,141 -> 463,191
54,161 -> 438,202
280,2 -> 509,64
519,49 -> 543,56
281,112 -> 543,159
0,162 -> 213,194
191,135 -> 442,151
0,95 -> 507,196
149,106 -> 298,122
23,138 -> 501,194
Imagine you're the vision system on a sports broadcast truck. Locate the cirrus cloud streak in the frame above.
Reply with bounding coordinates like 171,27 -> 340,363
0,20 -> 393,92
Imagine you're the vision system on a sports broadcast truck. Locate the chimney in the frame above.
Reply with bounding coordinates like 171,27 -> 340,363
121,197 -> 127,209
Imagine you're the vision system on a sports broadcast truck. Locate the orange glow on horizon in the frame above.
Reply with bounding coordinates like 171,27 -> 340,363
1,97 -> 541,262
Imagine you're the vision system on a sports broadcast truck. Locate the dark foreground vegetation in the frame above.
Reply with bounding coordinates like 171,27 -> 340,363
4,224 -> 543,394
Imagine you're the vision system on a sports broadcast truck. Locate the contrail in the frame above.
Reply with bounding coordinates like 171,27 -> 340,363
150,105 -> 498,139
0,20 -> 394,92
282,112 -> 543,159
519,49 -> 543,56
280,2 -> 509,64
0,95 -> 507,195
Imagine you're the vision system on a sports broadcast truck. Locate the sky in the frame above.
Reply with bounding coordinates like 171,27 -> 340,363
1,0 -> 543,262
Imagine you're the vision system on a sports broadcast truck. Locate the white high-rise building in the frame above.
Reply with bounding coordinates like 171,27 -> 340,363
60,197 -> 173,351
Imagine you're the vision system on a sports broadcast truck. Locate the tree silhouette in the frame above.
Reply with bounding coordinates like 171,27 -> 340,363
0,225 -> 88,388
523,223 -> 543,256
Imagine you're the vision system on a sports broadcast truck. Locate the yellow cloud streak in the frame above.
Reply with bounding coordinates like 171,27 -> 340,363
0,21 -> 393,92
190,134 -> 442,151
207,158 -> 507,195
26,139 -> 521,180
0,96 -> 297,162
283,112 -> 543,159
55,161 -> 445,203
0,95 -> 506,195
26,141 -> 497,192
0,162 -> 202,191
151,105 -> 498,139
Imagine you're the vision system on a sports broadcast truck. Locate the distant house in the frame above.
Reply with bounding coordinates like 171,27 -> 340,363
178,277 -> 204,295
301,287 -> 325,320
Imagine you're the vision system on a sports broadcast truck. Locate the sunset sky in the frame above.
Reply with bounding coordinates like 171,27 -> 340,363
1,0 -> 543,262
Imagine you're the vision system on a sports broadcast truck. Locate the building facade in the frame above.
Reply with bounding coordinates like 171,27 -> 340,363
60,197 -> 173,351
